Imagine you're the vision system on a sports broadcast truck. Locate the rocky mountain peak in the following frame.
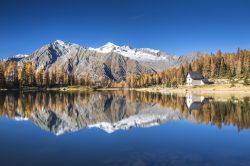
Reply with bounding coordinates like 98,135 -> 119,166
52,40 -> 76,49
92,42 -> 119,53
54,39 -> 66,45
103,42 -> 118,48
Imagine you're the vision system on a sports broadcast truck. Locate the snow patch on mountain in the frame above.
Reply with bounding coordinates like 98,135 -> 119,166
53,39 -> 80,48
15,54 -> 30,58
1,54 -> 30,61
89,42 -> 118,53
90,42 -> 173,61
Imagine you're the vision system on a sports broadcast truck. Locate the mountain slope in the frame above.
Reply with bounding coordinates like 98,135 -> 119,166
13,40 -> 201,81
18,40 -> 156,81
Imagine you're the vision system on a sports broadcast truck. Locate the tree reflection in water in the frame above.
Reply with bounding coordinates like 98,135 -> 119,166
0,91 -> 249,134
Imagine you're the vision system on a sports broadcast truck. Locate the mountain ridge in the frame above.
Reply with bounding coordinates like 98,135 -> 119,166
4,40 -> 202,81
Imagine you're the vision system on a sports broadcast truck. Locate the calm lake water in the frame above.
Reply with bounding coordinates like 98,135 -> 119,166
0,90 -> 250,166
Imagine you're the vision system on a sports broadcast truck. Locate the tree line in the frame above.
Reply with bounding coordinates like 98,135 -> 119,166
0,61 -> 91,89
0,48 -> 249,89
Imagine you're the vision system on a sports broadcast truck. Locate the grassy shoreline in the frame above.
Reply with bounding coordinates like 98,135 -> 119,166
134,83 -> 250,99
1,84 -> 250,96
0,86 -> 96,92
135,84 -> 250,93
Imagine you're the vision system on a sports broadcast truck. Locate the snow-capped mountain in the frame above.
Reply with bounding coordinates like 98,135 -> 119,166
90,42 -> 176,62
6,40 -> 201,81
18,40 -> 156,81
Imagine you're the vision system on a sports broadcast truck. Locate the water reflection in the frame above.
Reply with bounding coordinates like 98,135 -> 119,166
0,91 -> 249,135
185,93 -> 209,111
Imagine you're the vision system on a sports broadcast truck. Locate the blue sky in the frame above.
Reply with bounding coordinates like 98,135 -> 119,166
0,0 -> 250,58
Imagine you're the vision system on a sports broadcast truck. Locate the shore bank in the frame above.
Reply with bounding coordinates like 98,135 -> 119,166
135,84 -> 250,99
1,84 -> 250,96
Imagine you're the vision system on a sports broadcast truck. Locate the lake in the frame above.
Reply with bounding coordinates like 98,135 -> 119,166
0,90 -> 250,166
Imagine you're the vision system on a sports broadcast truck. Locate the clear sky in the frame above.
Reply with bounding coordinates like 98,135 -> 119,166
1,0 -> 250,58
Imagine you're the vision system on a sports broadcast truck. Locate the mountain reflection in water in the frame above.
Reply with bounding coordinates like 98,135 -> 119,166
0,91 -> 249,135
